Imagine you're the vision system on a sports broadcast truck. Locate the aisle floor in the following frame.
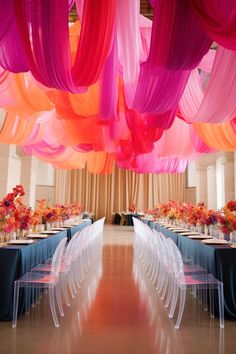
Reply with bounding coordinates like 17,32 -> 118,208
0,224 -> 236,354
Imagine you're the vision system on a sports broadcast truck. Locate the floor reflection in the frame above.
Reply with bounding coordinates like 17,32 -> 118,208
1,226 -> 236,354
133,252 -> 226,354
133,259 -> 184,354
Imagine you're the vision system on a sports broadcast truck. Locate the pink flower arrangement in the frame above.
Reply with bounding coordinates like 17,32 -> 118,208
147,205 -> 161,219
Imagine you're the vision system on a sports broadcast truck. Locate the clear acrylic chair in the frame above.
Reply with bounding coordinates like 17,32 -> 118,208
12,237 -> 67,328
31,231 -> 80,307
133,219 -> 223,329
151,231 -> 207,308
167,238 -> 224,329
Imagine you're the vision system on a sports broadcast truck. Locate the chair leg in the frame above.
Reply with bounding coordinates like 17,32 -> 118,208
55,284 -> 64,317
62,275 -> 71,307
165,276 -> 173,308
12,281 -> 20,328
218,284 -> 224,329
49,287 -> 59,328
209,285 -> 214,317
175,288 -> 186,329
25,287 -> 31,315
169,283 -> 179,319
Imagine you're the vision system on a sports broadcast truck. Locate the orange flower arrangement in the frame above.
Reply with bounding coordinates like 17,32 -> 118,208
128,201 -> 136,213
218,201 -> 236,234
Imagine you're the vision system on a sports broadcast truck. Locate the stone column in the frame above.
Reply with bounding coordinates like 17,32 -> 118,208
196,166 -> 207,204
216,153 -> 235,208
224,152 -> 235,203
207,164 -> 217,209
216,156 -> 226,209
0,144 -> 22,199
20,155 -> 38,207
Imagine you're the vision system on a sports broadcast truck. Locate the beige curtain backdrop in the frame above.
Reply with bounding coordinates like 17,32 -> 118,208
55,166 -> 185,222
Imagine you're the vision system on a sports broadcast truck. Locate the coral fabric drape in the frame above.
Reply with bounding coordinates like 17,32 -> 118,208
194,121 -> 236,151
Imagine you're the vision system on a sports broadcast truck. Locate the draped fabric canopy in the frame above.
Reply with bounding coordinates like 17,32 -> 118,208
0,0 -> 235,174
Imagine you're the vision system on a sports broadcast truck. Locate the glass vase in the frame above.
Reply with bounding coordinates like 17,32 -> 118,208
18,229 -> 26,239
0,232 -> 5,243
46,222 -> 51,231
209,224 -> 219,238
38,224 -> 45,233
230,230 -> 236,244
204,225 -> 209,236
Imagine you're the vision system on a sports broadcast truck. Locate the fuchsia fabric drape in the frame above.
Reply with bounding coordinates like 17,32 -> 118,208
0,0 -> 235,173
188,0 -> 236,50
14,0 -> 115,91
180,47 -> 236,123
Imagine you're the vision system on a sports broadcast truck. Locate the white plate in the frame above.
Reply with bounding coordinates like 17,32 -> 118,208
8,240 -> 35,245
27,234 -> 48,239
41,230 -> 60,234
57,226 -> 72,229
187,235 -> 213,240
201,239 -> 229,245
51,228 -> 67,231
179,232 -> 202,236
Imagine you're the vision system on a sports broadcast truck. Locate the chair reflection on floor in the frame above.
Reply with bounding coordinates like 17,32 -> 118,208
133,260 -> 184,354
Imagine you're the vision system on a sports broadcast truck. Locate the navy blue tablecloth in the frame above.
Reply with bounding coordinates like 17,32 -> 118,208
155,224 -> 236,319
113,213 -> 121,225
66,220 -> 92,240
126,214 -> 140,226
0,230 -> 67,321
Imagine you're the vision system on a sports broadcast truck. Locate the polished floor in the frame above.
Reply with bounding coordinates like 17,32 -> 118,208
0,225 -> 236,354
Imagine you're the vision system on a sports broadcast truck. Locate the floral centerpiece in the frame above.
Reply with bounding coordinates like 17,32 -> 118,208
0,187 -> 85,241
146,205 -> 161,220
55,203 -> 71,222
199,209 -> 219,226
217,201 -> 236,235
0,185 -> 27,240
185,202 -> 206,228
128,201 -> 136,213
35,199 -> 58,226
14,196 -> 34,233
71,202 -> 83,216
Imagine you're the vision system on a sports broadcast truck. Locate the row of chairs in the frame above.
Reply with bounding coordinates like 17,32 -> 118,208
133,218 -> 224,329
12,217 -> 105,328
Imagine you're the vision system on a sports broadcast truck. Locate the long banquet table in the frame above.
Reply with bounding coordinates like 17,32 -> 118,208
0,220 -> 91,321
146,220 -> 236,320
